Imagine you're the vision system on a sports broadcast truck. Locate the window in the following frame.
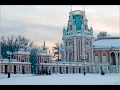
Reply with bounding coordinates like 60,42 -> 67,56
44,60 -> 47,63
85,25 -> 87,30
95,56 -> 99,63
69,52 -> 72,62
102,56 -> 107,63
69,42 -> 72,46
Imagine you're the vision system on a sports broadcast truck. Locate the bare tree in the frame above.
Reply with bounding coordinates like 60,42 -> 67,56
0,34 -> 34,58
52,42 -> 60,61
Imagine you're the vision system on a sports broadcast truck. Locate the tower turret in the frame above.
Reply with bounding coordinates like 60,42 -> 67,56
63,25 -> 66,36
19,42 -> 25,52
42,41 -> 47,53
90,24 -> 93,36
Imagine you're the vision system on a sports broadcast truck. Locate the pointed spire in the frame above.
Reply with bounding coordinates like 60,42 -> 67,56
90,24 -> 92,28
69,5 -> 73,20
63,24 -> 66,31
84,5 -> 85,13
44,41 -> 45,46
64,24 -> 65,28
71,5 -> 72,12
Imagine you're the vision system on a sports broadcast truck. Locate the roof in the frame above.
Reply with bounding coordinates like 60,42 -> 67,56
93,39 -> 120,47
13,51 -> 30,55
39,53 -> 51,56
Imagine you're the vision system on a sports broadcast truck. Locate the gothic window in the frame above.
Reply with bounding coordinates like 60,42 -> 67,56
85,40 -> 90,47
69,52 -> 72,62
44,61 -> 47,63
102,52 -> 107,63
85,25 -> 87,30
68,41 -> 73,46
94,53 -> 99,63
21,56 -> 24,62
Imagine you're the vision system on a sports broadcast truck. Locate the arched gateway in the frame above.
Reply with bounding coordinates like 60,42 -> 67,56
26,46 -> 41,74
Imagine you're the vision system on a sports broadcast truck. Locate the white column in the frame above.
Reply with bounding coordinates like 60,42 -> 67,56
63,39 -> 66,62
17,65 -> 18,72
75,67 -> 76,73
64,67 -> 66,73
55,66 -> 57,74
74,37 -> 77,62
3,65 -> 4,72
116,56 -> 119,73
85,65 -> 87,73
68,67 -> 70,73
12,65 -> 14,72
91,38 -> 95,73
58,66 -> 59,73
20,65 -> 22,72
0,41 -> 1,59
99,66 -> 101,74
50,67 -> 52,73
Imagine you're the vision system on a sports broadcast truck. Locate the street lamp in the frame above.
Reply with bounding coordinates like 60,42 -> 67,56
6,51 -> 12,78
80,55 -> 87,75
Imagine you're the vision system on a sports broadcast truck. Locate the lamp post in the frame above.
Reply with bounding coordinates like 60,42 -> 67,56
80,55 -> 87,75
6,51 -> 12,78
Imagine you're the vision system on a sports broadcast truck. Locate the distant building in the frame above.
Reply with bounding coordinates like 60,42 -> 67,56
0,42 -> 31,74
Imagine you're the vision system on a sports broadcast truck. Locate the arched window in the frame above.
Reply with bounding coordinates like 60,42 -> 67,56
102,52 -> 107,63
94,52 -> 99,63
118,52 -> 120,65
69,52 -> 72,62
68,41 -> 72,46
110,52 -> 116,65
21,56 -> 24,62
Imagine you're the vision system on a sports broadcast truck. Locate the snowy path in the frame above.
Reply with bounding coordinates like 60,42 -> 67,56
0,73 -> 120,85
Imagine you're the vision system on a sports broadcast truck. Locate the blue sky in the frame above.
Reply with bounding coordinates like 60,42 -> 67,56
0,5 -> 119,51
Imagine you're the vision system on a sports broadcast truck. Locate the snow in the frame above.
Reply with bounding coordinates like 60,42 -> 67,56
0,73 -> 120,85
40,53 -> 51,56
13,51 -> 30,55
93,39 -> 120,47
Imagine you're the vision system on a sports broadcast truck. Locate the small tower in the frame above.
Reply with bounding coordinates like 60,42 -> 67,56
42,41 -> 47,53
97,31 -> 107,40
90,24 -> 93,36
19,42 -> 25,52
63,25 -> 66,36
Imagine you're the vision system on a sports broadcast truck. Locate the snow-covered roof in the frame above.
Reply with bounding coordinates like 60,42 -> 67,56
0,59 -> 17,61
39,53 -> 51,56
93,39 -> 120,48
0,59 -> 31,64
36,63 -> 83,66
13,51 -> 30,55
106,35 -> 119,38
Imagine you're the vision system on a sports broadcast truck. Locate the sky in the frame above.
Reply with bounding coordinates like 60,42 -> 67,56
0,5 -> 119,52
0,73 -> 120,85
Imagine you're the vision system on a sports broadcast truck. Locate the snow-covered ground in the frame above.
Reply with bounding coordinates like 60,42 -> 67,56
0,73 -> 120,85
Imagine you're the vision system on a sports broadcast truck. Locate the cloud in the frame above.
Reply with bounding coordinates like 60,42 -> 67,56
1,5 -> 119,51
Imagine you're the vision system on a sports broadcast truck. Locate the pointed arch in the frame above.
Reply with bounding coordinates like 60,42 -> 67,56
102,51 -> 108,63
117,52 -> 120,65
86,50 -> 90,62
110,51 -> 116,65
94,52 -> 100,63
68,51 -> 73,62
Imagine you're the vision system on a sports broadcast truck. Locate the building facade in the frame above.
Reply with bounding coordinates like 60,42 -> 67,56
0,9 -> 120,74
0,42 -> 31,74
